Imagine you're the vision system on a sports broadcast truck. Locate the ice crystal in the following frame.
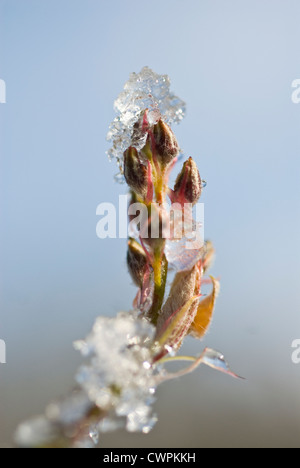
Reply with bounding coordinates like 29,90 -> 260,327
14,316 -> 240,448
15,312 -> 160,448
107,66 -> 186,177
75,311 -> 158,435
165,206 -> 204,271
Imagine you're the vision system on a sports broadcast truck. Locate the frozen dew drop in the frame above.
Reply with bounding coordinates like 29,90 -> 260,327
89,426 -> 99,445
114,172 -> 126,184
126,404 -> 152,432
201,348 -> 243,379
142,415 -> 158,434
164,345 -> 176,357
143,360 -> 152,370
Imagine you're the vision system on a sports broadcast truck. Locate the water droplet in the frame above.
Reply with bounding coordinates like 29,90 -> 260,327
143,360 -> 152,370
89,426 -> 99,445
200,347 -> 243,379
114,172 -> 126,184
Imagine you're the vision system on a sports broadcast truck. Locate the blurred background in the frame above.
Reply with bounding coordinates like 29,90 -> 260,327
0,0 -> 300,448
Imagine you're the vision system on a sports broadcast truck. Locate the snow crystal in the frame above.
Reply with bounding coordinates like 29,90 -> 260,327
107,66 -> 186,178
75,311 -> 158,435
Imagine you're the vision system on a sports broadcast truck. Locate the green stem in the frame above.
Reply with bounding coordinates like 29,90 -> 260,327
149,254 -> 168,325
154,168 -> 166,205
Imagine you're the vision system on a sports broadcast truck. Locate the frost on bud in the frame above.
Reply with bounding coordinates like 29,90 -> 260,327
127,238 -> 148,288
124,147 -> 148,199
152,119 -> 179,167
171,157 -> 202,206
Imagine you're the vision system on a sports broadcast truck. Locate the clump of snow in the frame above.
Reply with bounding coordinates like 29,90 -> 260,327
107,66 -> 186,178
75,311 -> 158,434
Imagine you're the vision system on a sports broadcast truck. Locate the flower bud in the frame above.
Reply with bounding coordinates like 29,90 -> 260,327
152,119 -> 179,167
123,147 -> 148,199
171,157 -> 202,206
127,238 -> 148,288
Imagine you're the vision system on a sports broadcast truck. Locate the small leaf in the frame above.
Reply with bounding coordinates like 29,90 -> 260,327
156,295 -> 200,350
154,348 -> 244,383
155,265 -> 200,352
138,264 -> 154,314
189,276 -> 219,339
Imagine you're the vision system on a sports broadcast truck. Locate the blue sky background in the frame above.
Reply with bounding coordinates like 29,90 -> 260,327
0,0 -> 300,447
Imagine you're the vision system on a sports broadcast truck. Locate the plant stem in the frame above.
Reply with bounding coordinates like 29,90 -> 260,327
149,253 -> 168,325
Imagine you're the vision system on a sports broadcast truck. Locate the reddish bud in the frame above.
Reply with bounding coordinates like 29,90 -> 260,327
171,157 -> 202,206
124,147 -> 148,199
127,238 -> 148,288
152,119 -> 179,167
